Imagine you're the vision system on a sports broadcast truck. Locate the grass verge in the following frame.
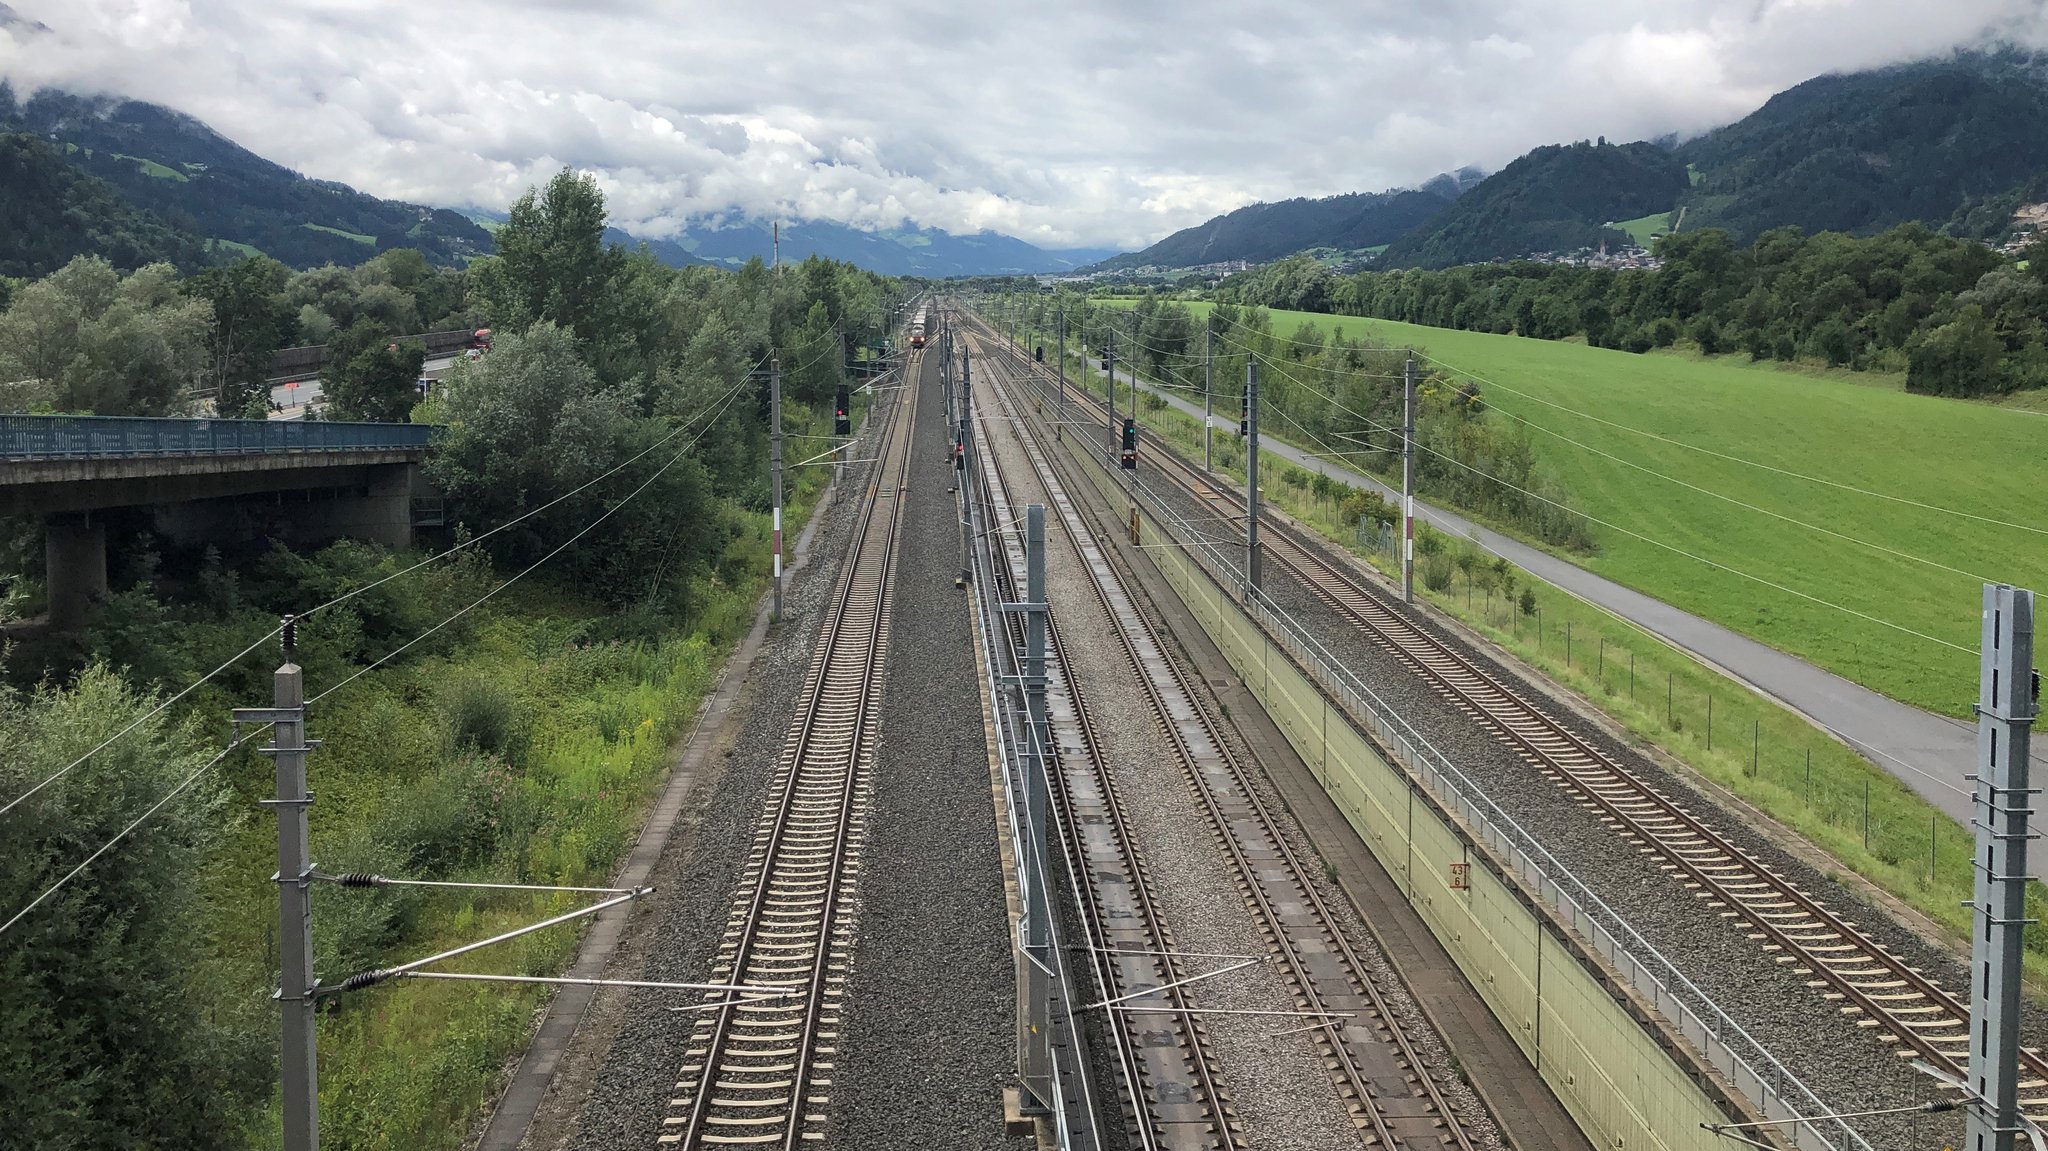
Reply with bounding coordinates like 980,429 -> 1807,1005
1096,299 -> 2048,717
1028,336 -> 2048,989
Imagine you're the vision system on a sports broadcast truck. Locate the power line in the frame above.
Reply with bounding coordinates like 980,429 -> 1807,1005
1206,343 -> 1976,654
1203,304 -> 2048,537
0,361 -> 772,937
0,358 -> 769,823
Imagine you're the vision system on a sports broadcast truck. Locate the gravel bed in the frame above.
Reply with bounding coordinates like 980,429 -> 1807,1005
1137,462 -> 1980,1151
557,386 -> 898,1150
825,356 -> 1027,1150
984,393 -> 1364,1151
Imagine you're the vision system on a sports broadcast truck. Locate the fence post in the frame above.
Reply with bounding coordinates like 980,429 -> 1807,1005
1862,780 -> 1870,849
1707,693 -> 1714,751
1752,719 -> 1759,775
1804,749 -> 1811,806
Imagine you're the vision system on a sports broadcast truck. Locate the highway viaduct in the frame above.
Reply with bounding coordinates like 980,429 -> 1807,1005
1,414 -> 437,628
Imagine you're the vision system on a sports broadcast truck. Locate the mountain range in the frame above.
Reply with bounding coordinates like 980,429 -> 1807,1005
1107,47 -> 2048,272
0,85 -> 1108,278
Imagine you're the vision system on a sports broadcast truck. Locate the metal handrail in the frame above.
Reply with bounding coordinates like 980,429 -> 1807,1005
991,339 -> 1870,1151
0,414 -> 437,460
1126,468 -> 1870,1151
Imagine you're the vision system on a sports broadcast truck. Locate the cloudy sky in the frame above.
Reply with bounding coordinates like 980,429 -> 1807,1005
3,0 -> 2045,251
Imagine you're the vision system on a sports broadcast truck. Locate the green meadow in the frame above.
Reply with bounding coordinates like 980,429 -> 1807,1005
1109,300 -> 2048,716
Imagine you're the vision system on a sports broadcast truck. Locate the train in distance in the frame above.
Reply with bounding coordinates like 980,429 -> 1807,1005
909,306 -> 930,349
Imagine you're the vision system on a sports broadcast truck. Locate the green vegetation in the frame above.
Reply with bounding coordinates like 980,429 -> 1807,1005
208,238 -> 265,259
0,166 -> 902,1148
1378,140 -> 1688,269
2,83 -> 494,271
1071,295 -> 2048,716
305,223 -> 376,245
1612,212 -> 1669,246
1676,48 -> 2048,243
114,152 -> 190,182
1219,224 -> 2046,398
0,133 -> 207,276
1100,187 -> 1458,271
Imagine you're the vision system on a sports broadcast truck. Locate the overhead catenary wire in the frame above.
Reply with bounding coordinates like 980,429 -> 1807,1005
1220,329 -> 2008,585
0,352 -> 774,822
1188,332 -> 1978,655
1,350 -> 788,937
1201,304 -> 2048,537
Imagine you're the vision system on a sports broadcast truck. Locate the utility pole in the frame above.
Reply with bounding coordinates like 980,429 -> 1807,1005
1966,583 -> 2038,1151
1401,356 -> 1416,604
958,351 -> 973,585
1018,502 -> 1052,1110
1105,334 -> 1117,467
770,356 -> 784,622
1245,360 -> 1262,591
772,222 -> 780,277
1203,322 -> 1214,472
235,619 -> 318,1151
1056,309 -> 1066,442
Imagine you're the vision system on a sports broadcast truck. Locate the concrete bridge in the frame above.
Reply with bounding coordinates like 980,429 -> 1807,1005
1,414 -> 438,627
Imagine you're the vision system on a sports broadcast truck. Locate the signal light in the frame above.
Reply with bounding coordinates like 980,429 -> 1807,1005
1121,418 -> 1137,470
1034,346 -> 1044,363
833,384 -> 851,436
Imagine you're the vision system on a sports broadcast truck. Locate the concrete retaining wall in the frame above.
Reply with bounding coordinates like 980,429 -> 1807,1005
1062,448 -> 1850,1151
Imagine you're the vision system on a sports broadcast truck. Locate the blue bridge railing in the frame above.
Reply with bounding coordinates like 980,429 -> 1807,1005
0,415 -> 438,460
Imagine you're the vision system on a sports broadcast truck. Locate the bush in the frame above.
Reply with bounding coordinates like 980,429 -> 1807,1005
1421,552 -> 1455,592
1518,587 -> 1538,617
441,676 -> 524,760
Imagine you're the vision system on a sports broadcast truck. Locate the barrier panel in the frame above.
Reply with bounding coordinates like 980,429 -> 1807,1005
1066,444 -> 1867,1151
0,414 -> 435,459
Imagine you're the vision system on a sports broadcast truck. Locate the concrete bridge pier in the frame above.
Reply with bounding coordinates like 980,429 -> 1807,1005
46,514 -> 108,630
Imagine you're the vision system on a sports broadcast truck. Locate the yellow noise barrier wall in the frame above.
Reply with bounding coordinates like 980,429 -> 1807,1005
1075,459 -> 1838,1151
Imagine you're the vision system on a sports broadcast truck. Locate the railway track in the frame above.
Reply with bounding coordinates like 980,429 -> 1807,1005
968,330 -> 1476,1151
976,319 -> 2048,1122
977,394 -> 1239,1151
659,353 -> 918,1149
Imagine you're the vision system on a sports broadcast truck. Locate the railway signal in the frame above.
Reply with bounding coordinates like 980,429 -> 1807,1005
1034,345 -> 1044,363
834,384 -> 850,436
1120,418 -> 1137,471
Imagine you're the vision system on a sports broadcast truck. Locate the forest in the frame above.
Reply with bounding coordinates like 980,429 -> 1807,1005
1213,225 -> 2048,398
0,169 -> 899,1148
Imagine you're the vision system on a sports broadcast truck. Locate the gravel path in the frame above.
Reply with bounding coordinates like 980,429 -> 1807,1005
553,383 -> 898,1151
982,377 -> 1388,1151
825,352 -> 1027,1151
1137,463 -> 1990,1151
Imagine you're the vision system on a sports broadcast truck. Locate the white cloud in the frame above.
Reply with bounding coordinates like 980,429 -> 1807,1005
1,0 -> 2043,250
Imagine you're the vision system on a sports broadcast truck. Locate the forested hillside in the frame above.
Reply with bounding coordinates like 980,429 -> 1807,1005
1676,48 -> 2048,242
1096,181 -> 1470,271
0,132 -> 205,276
1378,141 -> 1690,269
0,84 -> 494,269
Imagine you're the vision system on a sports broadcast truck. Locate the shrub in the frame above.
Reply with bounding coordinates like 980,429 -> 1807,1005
441,676 -> 523,760
1421,552 -> 1455,592
1518,587 -> 1538,617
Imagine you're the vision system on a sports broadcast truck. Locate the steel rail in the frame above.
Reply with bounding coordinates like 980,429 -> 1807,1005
663,351 -> 918,1149
972,331 -> 1475,1150
1008,322 -> 2046,1121
976,381 -> 1240,1151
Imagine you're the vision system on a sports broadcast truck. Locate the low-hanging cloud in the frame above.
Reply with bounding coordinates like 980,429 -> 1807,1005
2,0 -> 2043,250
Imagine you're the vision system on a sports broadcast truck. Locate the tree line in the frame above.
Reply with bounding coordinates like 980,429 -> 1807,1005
1210,224 -> 2048,397
993,288 -> 1593,551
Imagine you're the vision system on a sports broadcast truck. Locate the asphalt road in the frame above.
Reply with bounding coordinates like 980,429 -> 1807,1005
267,354 -> 460,420
1052,349 -> 2045,866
